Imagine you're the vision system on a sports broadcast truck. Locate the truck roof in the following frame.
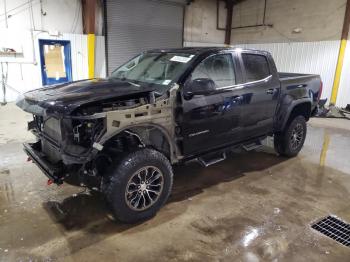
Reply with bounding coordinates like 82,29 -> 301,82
147,47 -> 270,56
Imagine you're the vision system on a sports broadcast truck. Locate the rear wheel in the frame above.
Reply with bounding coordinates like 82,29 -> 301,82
274,115 -> 307,157
105,148 -> 173,223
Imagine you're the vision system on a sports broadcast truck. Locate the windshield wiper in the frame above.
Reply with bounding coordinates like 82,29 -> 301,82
114,76 -> 141,87
127,81 -> 140,87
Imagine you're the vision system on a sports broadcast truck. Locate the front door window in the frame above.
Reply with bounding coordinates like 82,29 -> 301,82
191,54 -> 236,88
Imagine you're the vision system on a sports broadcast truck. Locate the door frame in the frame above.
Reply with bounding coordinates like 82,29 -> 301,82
235,51 -> 279,138
179,51 -> 243,155
39,39 -> 73,86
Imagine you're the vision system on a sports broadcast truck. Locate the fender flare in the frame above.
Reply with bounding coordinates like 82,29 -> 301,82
278,98 -> 312,131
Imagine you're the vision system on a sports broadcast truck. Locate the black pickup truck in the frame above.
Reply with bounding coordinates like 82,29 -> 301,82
17,47 -> 322,223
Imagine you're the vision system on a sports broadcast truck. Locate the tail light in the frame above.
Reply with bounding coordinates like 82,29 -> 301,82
317,81 -> 323,100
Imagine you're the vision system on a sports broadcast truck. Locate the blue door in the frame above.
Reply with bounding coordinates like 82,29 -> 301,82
39,39 -> 72,86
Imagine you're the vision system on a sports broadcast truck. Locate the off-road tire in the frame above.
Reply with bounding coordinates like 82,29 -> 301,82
274,115 -> 307,157
105,148 -> 173,223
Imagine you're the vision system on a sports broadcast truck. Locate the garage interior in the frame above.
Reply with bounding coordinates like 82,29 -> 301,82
0,0 -> 350,261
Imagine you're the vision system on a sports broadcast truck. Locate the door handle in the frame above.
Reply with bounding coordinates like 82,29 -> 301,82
266,88 -> 276,94
233,95 -> 243,101
231,95 -> 243,104
297,84 -> 307,88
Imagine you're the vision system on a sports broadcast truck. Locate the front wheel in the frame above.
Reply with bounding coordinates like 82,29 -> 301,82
105,148 -> 173,223
274,115 -> 307,157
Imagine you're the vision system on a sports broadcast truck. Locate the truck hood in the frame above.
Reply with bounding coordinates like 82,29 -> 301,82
16,78 -> 156,116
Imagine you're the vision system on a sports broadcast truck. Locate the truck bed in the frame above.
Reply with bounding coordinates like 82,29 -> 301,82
278,72 -> 319,80
278,72 -> 322,112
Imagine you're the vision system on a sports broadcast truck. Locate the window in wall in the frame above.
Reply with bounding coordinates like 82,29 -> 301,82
43,44 -> 66,79
241,53 -> 270,82
191,54 -> 236,88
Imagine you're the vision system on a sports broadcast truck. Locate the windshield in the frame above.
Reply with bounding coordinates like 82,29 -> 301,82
110,52 -> 195,88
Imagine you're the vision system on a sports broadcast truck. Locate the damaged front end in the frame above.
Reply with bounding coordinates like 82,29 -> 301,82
23,111 -> 106,184
18,85 -> 180,188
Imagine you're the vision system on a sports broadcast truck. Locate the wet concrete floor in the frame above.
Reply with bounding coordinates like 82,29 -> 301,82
0,103 -> 350,261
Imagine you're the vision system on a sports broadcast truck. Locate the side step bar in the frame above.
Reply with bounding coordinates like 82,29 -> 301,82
191,137 -> 266,168
197,152 -> 226,167
242,140 -> 263,151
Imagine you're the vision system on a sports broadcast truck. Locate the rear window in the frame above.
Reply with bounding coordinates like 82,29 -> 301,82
242,53 -> 270,82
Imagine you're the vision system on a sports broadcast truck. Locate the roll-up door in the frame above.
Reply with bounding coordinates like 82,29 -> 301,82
105,0 -> 185,75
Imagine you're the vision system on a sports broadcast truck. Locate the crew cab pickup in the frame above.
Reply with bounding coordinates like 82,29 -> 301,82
17,47 -> 322,223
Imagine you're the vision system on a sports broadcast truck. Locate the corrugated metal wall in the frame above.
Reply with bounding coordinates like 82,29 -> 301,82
236,41 -> 341,102
337,41 -> 350,108
63,33 -> 89,81
0,30 -> 106,102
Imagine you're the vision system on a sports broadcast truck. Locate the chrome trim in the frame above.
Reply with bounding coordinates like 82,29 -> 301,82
188,130 -> 210,137
216,75 -> 273,91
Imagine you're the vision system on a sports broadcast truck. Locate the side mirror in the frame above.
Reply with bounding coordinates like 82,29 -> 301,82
184,78 -> 216,99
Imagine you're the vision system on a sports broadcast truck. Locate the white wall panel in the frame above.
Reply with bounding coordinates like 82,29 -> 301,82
95,36 -> 106,78
236,41 -> 340,102
337,41 -> 350,108
0,30 -> 106,103
0,0 -> 83,33
69,33 -> 89,81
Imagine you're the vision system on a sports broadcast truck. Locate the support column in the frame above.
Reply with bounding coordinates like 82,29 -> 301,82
87,34 -> 95,78
330,0 -> 350,105
224,0 -> 234,45
82,0 -> 96,79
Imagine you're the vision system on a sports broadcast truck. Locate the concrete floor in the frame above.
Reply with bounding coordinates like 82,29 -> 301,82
0,103 -> 350,261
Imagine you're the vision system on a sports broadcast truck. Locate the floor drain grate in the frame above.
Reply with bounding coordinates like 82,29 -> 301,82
311,215 -> 350,247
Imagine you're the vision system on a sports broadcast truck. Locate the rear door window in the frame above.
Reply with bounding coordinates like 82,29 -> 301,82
241,53 -> 270,82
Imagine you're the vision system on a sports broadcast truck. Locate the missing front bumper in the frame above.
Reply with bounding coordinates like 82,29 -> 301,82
23,142 -> 65,184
